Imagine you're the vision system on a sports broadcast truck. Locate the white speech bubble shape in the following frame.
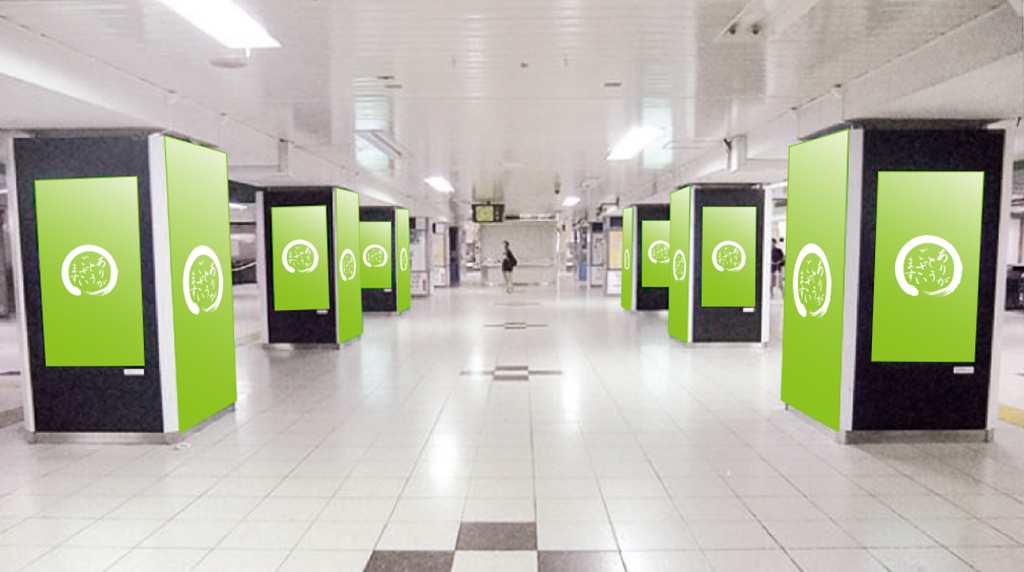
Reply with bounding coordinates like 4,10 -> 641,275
338,248 -> 356,282
62,244 -> 118,297
895,235 -> 962,298
183,245 -> 224,315
672,249 -> 687,282
792,243 -> 831,318
363,244 -> 389,268
282,239 -> 319,273
711,241 -> 746,272
647,240 -> 670,264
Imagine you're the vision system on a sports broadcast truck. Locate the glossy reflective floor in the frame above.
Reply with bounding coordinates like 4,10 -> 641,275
2,279 -> 1024,571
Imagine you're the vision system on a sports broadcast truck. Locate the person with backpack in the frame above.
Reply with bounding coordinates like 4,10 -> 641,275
502,240 -> 517,293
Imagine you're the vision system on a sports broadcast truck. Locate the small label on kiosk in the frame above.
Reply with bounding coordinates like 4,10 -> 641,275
384,289 -> 393,293
316,310 -> 328,315
953,366 -> 975,375
123,369 -> 145,377
742,307 -> 755,313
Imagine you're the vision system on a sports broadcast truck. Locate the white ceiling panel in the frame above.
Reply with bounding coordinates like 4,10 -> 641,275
0,74 -> 148,130
0,0 -> 1019,214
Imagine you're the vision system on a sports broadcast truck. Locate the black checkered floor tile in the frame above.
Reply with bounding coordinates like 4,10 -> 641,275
484,321 -> 548,330
460,365 -> 563,382
364,522 -> 625,571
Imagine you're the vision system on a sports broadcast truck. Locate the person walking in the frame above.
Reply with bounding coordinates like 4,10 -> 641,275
502,241 -> 517,293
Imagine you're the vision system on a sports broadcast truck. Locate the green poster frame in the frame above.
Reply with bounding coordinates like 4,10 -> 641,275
35,177 -> 146,367
396,208 -> 411,312
162,136 -> 237,431
360,221 -> 393,289
668,187 -> 692,342
271,205 -> 331,311
781,130 -> 850,431
621,207 -> 635,310
334,188 -> 363,342
870,171 -> 983,363
641,220 -> 672,287
701,206 -> 757,308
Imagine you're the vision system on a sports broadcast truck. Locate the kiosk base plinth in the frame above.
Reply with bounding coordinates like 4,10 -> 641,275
839,429 -> 993,445
25,404 -> 236,445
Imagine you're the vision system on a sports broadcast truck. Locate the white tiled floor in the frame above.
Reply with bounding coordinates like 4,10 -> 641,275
998,310 -> 1024,412
0,278 -> 1023,571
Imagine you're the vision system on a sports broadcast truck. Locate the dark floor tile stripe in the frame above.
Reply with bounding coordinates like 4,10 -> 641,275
456,522 -> 538,551
538,551 -> 625,572
364,550 -> 454,572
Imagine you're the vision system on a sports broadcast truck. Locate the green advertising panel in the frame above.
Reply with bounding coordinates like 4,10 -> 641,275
271,205 -> 330,311
781,130 -> 850,431
641,220 -> 672,287
334,189 -> 363,342
35,177 -> 145,367
668,187 -> 692,342
163,136 -> 237,431
621,207 -> 635,310
361,221 -> 393,289
701,206 -> 757,308
396,209 -> 411,312
871,171 -> 983,363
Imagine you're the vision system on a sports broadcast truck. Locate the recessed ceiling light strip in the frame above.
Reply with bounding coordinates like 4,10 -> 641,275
157,0 -> 281,49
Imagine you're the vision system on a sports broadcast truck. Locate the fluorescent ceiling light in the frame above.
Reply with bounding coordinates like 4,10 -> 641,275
157,0 -> 281,49
562,196 -> 581,207
607,126 -> 664,161
355,130 -> 410,160
425,176 -> 454,193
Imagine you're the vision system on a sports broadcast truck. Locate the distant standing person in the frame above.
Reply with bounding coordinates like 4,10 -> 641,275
771,238 -> 785,297
502,241 -> 517,293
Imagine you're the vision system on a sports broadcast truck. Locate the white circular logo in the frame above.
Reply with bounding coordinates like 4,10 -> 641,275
62,245 -> 118,297
793,243 -> 831,318
647,240 -> 670,264
399,247 -> 409,272
672,249 -> 687,282
623,250 -> 632,271
363,244 -> 389,268
282,239 -> 319,273
183,246 -> 224,315
895,235 -> 962,298
339,248 -> 357,282
711,241 -> 746,272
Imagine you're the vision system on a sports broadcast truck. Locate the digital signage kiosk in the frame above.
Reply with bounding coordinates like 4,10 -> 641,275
11,135 -> 237,439
668,184 -> 769,344
257,187 -> 363,346
360,206 -> 411,313
621,204 -> 670,311
781,126 -> 1005,440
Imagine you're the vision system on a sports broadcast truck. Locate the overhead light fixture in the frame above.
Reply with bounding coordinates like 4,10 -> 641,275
156,0 -> 281,49
607,126 -> 664,161
562,196 -> 581,207
425,176 -> 454,193
355,130 -> 410,160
